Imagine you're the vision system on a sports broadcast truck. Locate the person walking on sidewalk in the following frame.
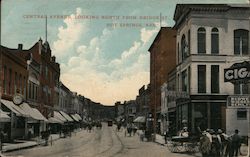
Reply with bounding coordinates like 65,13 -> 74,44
230,129 -> 242,157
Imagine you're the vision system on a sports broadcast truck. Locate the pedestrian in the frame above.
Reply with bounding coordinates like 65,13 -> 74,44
200,131 -> 211,157
0,128 -> 4,152
230,129 -> 242,157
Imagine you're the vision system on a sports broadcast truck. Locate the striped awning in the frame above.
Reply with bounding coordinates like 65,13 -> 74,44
1,99 -> 29,117
59,111 -> 74,122
0,109 -> 10,122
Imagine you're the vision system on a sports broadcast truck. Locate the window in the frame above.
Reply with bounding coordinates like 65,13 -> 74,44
181,35 -> 188,61
234,29 -> 249,55
198,27 -> 206,54
45,66 -> 48,79
211,28 -> 219,54
29,82 -> 31,99
234,82 -> 249,94
237,109 -> 247,120
8,69 -> 12,94
19,74 -> 22,94
32,83 -> 34,99
23,77 -> 26,98
181,70 -> 188,92
198,65 -> 206,93
211,65 -> 219,93
3,66 -> 7,94
188,30 -> 190,55
177,43 -> 180,63
35,86 -> 38,100
14,72 -> 18,94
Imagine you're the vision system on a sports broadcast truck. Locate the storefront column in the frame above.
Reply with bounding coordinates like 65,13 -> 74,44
24,118 -> 28,138
191,103 -> 195,133
207,102 -> 211,129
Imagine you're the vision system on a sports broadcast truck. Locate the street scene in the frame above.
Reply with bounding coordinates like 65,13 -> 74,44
3,123 -> 201,157
0,0 -> 250,157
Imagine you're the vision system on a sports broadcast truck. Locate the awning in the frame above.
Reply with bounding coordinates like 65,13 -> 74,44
74,114 -> 82,120
54,111 -> 67,123
1,99 -> 29,117
59,111 -> 74,122
48,117 -> 63,124
70,114 -> 79,122
32,108 -> 48,122
19,103 -> 48,121
0,109 -> 10,122
133,116 -> 145,123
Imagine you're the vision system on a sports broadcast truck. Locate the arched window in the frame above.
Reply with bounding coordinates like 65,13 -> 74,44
197,27 -> 206,54
234,29 -> 249,55
211,28 -> 219,54
181,34 -> 187,60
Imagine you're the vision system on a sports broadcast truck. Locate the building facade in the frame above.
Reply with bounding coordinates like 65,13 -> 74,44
148,27 -> 176,134
173,4 -> 250,135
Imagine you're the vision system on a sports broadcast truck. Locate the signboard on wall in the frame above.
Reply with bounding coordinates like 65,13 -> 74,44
227,95 -> 250,108
224,61 -> 250,82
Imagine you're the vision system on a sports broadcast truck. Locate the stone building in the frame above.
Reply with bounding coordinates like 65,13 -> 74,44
173,4 -> 250,135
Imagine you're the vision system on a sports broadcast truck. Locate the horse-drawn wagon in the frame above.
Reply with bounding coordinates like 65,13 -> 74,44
166,135 -> 200,153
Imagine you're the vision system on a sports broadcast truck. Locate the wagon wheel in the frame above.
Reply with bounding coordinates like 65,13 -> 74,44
184,142 -> 199,153
167,141 -> 183,153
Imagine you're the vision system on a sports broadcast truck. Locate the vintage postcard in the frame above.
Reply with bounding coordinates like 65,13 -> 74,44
0,0 -> 249,156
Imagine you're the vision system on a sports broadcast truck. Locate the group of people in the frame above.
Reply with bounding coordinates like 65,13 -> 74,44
200,129 -> 242,157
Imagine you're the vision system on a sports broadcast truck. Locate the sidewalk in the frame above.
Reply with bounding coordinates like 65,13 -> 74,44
154,134 -> 249,157
1,134 -> 61,152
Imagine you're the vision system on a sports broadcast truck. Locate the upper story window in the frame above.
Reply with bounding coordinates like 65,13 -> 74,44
181,69 -> 188,92
8,69 -> 12,95
234,29 -> 249,55
211,65 -> 219,93
181,34 -> 188,61
198,65 -> 206,93
211,28 -> 219,54
3,66 -> 7,94
177,42 -> 180,63
188,30 -> 190,55
197,27 -> 206,54
45,66 -> 48,79
234,82 -> 250,94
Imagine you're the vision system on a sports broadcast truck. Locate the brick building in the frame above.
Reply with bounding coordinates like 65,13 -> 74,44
148,27 -> 176,133
0,45 -> 29,140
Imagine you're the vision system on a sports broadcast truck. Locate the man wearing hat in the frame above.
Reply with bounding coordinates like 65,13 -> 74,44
230,129 -> 242,157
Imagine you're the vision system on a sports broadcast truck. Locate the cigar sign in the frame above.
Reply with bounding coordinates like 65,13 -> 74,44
224,61 -> 250,82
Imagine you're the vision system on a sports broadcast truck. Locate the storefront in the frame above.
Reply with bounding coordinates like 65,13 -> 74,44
176,95 -> 227,134
226,95 -> 249,136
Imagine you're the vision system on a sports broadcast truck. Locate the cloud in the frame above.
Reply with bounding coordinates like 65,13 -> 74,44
52,8 -> 86,59
60,23 -> 159,105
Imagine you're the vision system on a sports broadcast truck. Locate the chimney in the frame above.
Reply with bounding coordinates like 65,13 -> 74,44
51,56 -> 56,62
18,44 -> 23,50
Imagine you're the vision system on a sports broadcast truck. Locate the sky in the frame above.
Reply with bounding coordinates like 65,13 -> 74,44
1,0 -> 249,105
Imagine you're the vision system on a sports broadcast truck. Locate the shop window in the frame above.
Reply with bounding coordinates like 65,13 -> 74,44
198,65 -> 206,93
198,27 -> 206,54
194,103 -> 208,131
211,65 -> 219,93
210,103 -> 222,130
234,29 -> 249,55
211,28 -> 219,54
237,109 -> 247,120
